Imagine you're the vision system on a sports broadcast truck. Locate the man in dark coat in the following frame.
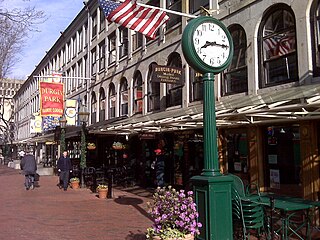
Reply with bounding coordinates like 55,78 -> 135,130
20,152 -> 37,190
57,151 -> 72,191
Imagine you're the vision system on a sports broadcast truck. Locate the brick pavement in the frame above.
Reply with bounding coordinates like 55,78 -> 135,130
2,165 -> 320,240
0,165 -> 153,240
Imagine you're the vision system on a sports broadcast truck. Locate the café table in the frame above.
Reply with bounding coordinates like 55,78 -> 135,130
255,194 -> 320,240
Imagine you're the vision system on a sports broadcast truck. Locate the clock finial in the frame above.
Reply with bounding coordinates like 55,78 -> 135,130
200,6 -> 217,16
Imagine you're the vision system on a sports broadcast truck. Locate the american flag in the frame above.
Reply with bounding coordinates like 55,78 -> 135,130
263,35 -> 295,58
99,0 -> 169,39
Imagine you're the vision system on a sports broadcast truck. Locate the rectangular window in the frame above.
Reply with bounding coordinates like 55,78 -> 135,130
84,24 -> 88,47
67,41 -> 71,62
189,0 -> 209,13
166,0 -> 181,29
92,12 -> 97,38
100,9 -> 105,32
72,35 -> 77,58
78,29 -> 83,52
91,48 -> 97,75
99,41 -> 106,71
77,60 -> 83,87
119,27 -> 128,58
108,31 -> 116,64
132,32 -> 143,51
84,55 -> 87,88
72,65 -> 76,90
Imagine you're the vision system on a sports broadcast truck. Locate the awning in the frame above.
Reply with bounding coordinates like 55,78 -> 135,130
29,133 -> 55,143
88,83 -> 320,135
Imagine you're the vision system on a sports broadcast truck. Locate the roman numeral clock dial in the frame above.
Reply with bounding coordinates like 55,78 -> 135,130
182,16 -> 233,74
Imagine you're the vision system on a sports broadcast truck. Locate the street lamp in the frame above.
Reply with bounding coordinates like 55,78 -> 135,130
78,110 -> 89,188
59,116 -> 67,154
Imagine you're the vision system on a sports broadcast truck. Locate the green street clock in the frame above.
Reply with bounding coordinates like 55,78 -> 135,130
181,16 -> 234,74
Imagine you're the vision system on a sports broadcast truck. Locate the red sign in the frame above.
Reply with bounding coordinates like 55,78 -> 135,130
40,82 -> 64,116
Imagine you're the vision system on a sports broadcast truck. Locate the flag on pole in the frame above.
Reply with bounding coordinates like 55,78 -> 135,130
98,0 -> 169,39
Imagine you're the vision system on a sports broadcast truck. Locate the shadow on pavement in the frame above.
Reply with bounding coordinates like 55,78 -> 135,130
114,195 -> 153,222
125,230 -> 147,240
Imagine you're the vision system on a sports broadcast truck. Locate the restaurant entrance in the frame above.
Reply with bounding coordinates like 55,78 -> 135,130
263,125 -> 302,196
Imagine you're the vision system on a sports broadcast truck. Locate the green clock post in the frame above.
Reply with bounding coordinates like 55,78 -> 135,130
182,16 -> 234,240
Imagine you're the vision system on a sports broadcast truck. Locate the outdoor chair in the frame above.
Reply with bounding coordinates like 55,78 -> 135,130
229,174 -> 268,239
95,168 -> 107,186
83,167 -> 95,189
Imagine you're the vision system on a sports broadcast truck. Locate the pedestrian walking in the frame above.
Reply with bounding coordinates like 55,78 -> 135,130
57,151 -> 72,191
20,151 -> 37,190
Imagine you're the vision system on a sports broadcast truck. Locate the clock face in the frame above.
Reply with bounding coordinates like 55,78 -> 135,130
182,16 -> 233,74
193,22 -> 231,68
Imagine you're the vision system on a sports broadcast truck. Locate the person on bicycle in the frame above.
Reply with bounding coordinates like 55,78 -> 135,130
20,151 -> 37,190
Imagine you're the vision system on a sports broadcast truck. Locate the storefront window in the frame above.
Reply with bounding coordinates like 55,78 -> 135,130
226,131 -> 249,184
264,126 -> 301,196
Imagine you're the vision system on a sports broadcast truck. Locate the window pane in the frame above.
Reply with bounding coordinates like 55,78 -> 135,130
223,68 -> 248,95
190,0 -> 209,13
264,55 -> 297,85
260,7 -> 297,87
223,25 -> 248,95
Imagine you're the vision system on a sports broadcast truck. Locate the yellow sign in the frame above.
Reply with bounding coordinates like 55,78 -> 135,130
65,99 -> 77,126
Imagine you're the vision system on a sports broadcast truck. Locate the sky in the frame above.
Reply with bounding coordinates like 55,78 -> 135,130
3,0 -> 85,80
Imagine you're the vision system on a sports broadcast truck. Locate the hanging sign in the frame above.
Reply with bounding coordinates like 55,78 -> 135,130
40,82 -> 64,116
65,99 -> 77,126
151,65 -> 183,84
30,115 -> 42,133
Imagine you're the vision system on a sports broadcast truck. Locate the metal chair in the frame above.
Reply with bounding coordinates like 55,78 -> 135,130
83,167 -> 95,189
230,174 -> 268,239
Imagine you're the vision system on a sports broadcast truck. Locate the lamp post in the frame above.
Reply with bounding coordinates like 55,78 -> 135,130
78,110 -> 89,188
59,116 -> 67,154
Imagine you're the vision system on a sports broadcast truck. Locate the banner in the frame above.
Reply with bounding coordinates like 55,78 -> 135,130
40,82 -> 64,116
43,116 -> 60,131
65,99 -> 77,126
30,116 -> 42,133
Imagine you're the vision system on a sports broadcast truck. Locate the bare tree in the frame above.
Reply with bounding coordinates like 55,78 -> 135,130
0,0 -> 45,79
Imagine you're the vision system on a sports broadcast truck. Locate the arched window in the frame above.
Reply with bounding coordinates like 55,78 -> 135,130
133,71 -> 143,114
91,92 -> 97,124
109,83 -> 116,118
311,0 -> 320,76
120,78 -> 128,116
99,87 -> 105,122
148,62 -> 160,112
222,24 -> 248,96
189,69 -> 203,102
259,4 -> 298,88
167,52 -> 183,107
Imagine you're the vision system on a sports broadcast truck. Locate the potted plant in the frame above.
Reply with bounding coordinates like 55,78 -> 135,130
112,141 -> 123,150
87,143 -> 96,150
70,177 -> 80,189
96,184 -> 108,199
146,186 -> 202,240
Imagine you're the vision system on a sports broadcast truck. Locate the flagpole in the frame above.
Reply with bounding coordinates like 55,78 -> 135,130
119,0 -> 198,19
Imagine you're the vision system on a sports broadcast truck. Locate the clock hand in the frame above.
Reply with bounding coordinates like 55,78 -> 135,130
201,41 -> 229,49
200,41 -> 214,49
